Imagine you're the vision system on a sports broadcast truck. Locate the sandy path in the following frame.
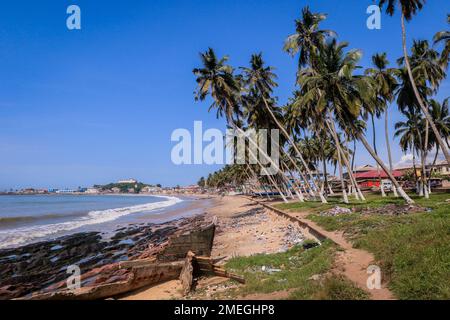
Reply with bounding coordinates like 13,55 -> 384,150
256,199 -> 395,300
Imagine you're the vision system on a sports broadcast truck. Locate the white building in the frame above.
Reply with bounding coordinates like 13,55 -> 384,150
85,188 -> 100,194
117,179 -> 137,184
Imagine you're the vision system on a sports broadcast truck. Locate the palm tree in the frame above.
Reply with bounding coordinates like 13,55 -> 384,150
379,0 -> 450,164
297,39 -> 414,203
395,108 -> 423,194
283,6 -> 336,68
241,53 -> 327,202
434,14 -> 450,68
193,48 -> 290,202
428,98 -> 450,175
397,40 -> 446,196
366,53 -> 399,196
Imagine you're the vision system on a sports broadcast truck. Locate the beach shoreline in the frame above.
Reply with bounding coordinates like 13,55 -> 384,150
0,195 -> 219,299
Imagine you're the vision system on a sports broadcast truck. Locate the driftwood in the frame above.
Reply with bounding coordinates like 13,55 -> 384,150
24,261 -> 184,300
179,251 -> 196,295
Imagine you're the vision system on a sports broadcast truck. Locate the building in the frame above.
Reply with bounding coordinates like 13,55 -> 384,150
141,186 -> 162,193
111,187 -> 121,193
353,170 -> 404,188
85,188 -> 100,194
117,179 -> 137,184
428,160 -> 450,177
56,189 -> 76,194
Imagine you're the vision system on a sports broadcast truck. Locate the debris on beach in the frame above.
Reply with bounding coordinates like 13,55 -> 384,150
261,266 -> 282,274
320,206 -> 352,217
360,204 -> 426,216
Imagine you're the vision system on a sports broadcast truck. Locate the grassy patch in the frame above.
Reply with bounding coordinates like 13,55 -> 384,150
289,275 -> 369,300
224,240 -> 367,299
277,193 -> 450,299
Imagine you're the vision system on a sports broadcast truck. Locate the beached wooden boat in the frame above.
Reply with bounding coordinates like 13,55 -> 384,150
23,222 -> 217,300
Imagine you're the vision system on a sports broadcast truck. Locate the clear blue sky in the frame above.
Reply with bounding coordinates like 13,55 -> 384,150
0,0 -> 449,189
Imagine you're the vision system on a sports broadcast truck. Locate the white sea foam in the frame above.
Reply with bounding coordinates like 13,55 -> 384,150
0,195 -> 182,249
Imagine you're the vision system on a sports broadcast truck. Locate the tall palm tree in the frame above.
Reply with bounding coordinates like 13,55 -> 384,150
395,108 -> 423,194
397,39 -> 446,196
283,6 -> 336,68
428,98 -> 450,165
366,53 -> 399,196
193,48 -> 290,202
434,14 -> 450,68
241,53 -> 327,202
297,39 -> 414,203
379,0 -> 450,164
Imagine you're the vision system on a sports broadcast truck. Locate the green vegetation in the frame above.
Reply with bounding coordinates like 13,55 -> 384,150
95,182 -> 150,193
224,240 -> 368,300
276,193 -> 450,299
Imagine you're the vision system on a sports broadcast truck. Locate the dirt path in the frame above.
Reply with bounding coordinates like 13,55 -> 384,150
256,199 -> 395,300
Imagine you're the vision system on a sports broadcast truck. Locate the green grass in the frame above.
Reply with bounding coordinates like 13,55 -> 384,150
289,275 -> 369,300
223,240 -> 368,300
276,193 -> 450,299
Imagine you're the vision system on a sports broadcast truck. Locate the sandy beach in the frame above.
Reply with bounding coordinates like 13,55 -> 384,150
121,195 -> 311,300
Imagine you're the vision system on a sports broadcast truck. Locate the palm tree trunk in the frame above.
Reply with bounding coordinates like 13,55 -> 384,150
326,117 -> 365,201
281,148 -> 315,197
247,146 -> 288,203
372,114 -> 386,197
401,12 -> 450,164
282,161 -> 305,202
358,132 -> 414,204
326,115 -> 349,203
423,121 -> 430,198
412,147 -> 419,193
385,107 -> 399,197
262,97 -> 327,203
226,113 -> 290,203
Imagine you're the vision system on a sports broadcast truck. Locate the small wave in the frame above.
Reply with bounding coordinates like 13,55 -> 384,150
0,195 -> 182,249
0,213 -> 84,226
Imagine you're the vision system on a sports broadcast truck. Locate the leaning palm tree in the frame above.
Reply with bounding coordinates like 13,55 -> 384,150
379,0 -> 450,164
193,48 -> 290,202
366,53 -> 399,196
434,14 -> 450,68
283,6 -> 336,69
395,108 -> 423,194
298,39 -> 414,203
241,53 -> 327,202
428,98 -> 450,173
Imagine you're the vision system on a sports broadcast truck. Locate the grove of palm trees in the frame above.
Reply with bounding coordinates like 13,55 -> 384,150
194,2 -> 450,300
195,3 -> 449,206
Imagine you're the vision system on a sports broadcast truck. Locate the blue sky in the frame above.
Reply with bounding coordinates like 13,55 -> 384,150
0,0 -> 449,189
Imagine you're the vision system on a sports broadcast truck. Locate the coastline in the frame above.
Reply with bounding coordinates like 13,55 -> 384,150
0,195 -> 312,300
0,195 -> 219,300
0,194 -> 213,249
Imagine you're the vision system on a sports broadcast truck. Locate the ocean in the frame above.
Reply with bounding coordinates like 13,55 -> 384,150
0,194 -> 198,249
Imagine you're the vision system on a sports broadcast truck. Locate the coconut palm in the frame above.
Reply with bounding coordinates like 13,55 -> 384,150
434,14 -> 450,68
378,0 -> 450,164
297,39 -> 414,203
366,53 -> 399,196
284,6 -> 336,69
194,48 -> 291,202
241,53 -> 327,202
428,98 -> 450,163
395,108 -> 423,193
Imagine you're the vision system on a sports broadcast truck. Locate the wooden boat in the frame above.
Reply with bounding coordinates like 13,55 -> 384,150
23,222 -> 217,300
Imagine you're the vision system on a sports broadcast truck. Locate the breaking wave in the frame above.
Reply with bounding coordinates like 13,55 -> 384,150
0,195 -> 182,249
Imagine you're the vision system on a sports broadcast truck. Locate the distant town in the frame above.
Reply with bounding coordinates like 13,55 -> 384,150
0,178 -> 205,196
